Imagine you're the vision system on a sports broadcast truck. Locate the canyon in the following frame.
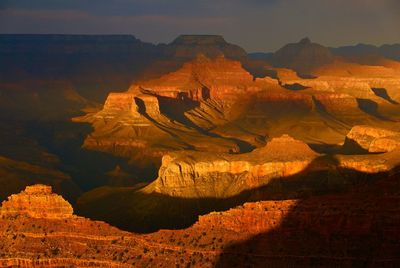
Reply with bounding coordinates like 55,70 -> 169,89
1,34 -> 400,267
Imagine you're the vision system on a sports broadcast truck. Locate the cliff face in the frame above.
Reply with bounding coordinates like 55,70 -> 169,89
344,125 -> 400,153
142,135 -> 320,198
334,126 -> 400,174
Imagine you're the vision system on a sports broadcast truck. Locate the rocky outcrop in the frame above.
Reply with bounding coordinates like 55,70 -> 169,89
334,126 -> 400,173
344,125 -> 400,153
143,135 -> 320,198
196,200 -> 297,234
336,150 -> 400,173
0,185 -> 73,219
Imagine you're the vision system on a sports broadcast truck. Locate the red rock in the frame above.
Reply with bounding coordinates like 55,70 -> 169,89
1,185 -> 73,219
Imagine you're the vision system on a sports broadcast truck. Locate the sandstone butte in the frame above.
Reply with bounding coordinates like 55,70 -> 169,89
1,171 -> 400,268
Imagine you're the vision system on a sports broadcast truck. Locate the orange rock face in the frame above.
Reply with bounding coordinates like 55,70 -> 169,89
344,125 -> 400,153
74,56 -> 268,158
142,135 -> 320,198
137,55 -> 257,102
0,185 -> 73,219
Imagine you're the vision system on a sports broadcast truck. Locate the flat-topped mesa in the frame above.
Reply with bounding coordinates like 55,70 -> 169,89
344,125 -> 400,153
0,184 -> 73,219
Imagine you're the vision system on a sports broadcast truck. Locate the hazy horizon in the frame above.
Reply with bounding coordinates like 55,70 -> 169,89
1,0 -> 399,52
1,32 -> 399,54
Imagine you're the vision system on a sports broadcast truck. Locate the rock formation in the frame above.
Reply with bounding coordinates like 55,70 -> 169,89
344,125 -> 400,153
337,126 -> 400,173
77,54 -> 400,163
2,34 -> 400,267
142,135 -> 320,198
0,185 -> 73,219
74,55 -> 271,159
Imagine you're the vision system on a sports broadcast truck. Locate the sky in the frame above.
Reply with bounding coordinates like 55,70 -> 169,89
0,0 -> 399,52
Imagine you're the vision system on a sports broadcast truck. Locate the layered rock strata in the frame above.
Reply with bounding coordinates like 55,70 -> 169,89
1,185 -> 73,219
337,126 -> 400,173
143,135 -> 320,198
344,125 -> 400,153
